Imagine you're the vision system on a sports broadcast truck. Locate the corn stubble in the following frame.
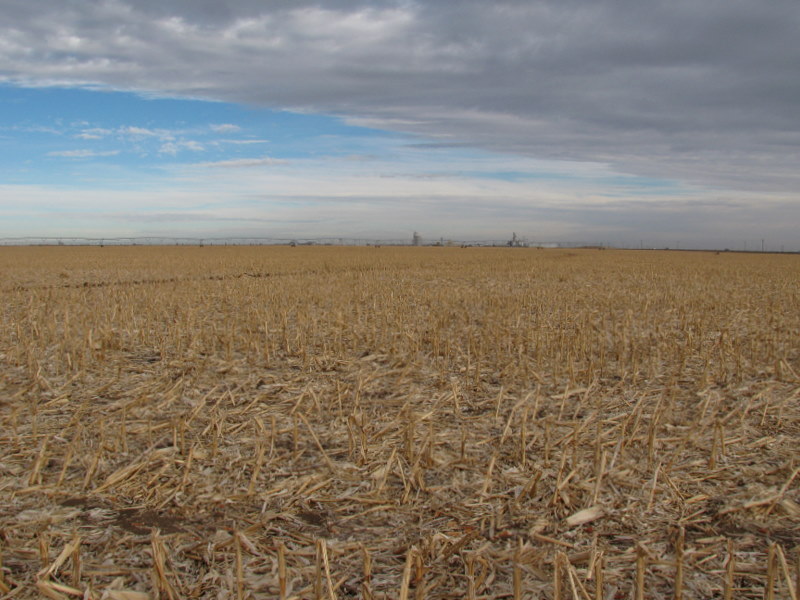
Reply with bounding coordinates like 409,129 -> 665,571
1,245 -> 799,599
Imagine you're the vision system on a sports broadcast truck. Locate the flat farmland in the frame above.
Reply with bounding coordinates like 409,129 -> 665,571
1,246 -> 798,599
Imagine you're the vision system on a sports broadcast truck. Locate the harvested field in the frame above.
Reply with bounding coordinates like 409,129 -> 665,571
1,245 -> 798,599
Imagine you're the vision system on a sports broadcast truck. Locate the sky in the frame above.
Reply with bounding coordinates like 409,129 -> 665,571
1,1 -> 799,249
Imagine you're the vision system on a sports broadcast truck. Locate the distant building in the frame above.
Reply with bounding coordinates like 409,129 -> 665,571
412,231 -> 422,246
507,232 -> 528,248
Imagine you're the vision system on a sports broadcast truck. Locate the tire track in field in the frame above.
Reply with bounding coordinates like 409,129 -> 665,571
2,261 -> 427,293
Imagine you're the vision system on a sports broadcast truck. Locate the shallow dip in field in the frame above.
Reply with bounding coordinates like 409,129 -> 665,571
1,246 -> 798,598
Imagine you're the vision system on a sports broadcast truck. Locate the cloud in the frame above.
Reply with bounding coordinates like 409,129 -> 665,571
75,128 -> 112,140
0,1 -> 798,195
47,149 -> 120,157
3,157 -> 798,247
120,126 -> 174,140
210,123 -> 241,133
191,156 -> 288,168
215,139 -> 270,145
159,140 -> 205,154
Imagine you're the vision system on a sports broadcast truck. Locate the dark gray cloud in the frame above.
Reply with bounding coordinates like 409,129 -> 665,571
1,0 -> 799,192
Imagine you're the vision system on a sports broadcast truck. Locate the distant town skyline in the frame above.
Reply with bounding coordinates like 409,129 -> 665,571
1,1 -> 799,250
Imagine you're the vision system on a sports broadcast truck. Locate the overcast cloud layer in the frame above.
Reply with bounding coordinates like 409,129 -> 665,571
2,0 -> 799,194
